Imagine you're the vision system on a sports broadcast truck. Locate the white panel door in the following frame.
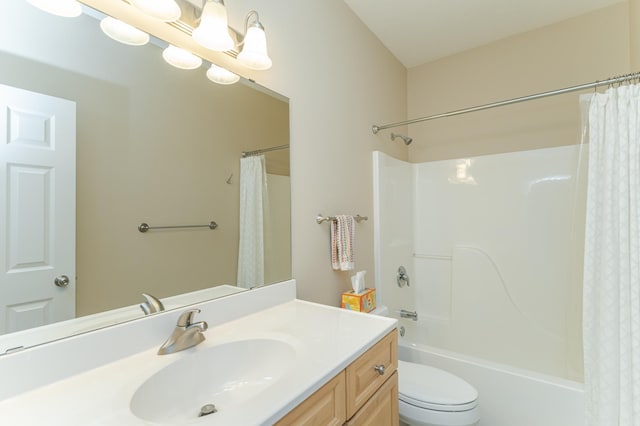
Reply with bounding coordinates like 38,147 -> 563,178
0,84 -> 76,336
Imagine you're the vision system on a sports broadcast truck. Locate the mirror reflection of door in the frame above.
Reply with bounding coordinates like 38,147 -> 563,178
0,84 -> 76,334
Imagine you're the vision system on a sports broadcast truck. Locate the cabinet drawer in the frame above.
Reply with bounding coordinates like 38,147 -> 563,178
346,329 -> 398,418
275,371 -> 346,426
346,371 -> 398,426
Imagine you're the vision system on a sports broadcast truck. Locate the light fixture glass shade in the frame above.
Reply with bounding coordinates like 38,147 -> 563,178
192,0 -> 234,52
238,25 -> 272,70
162,45 -> 202,70
206,64 -> 240,85
130,0 -> 181,22
100,17 -> 150,46
26,0 -> 82,17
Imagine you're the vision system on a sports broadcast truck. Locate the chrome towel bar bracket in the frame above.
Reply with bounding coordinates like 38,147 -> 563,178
138,221 -> 218,233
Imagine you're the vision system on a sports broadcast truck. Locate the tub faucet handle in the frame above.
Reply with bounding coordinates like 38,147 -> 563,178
397,266 -> 410,287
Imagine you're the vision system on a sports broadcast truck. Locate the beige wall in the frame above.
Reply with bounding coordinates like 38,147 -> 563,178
74,1 -> 632,308
3,0 -> 406,315
0,2 -> 289,316
402,2 -> 631,380
15,0 -> 633,312
265,174 -> 292,284
407,3 -> 630,162
631,0 -> 640,68
225,1 -> 409,305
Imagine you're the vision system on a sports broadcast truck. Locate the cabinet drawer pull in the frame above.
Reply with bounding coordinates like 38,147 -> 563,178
374,364 -> 385,375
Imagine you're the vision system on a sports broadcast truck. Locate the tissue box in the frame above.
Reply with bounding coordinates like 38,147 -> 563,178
341,288 -> 376,313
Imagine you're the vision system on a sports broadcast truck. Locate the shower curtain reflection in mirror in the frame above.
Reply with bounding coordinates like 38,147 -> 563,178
237,155 -> 268,289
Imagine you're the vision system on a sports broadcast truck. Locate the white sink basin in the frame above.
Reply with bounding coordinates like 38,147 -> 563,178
130,339 -> 296,423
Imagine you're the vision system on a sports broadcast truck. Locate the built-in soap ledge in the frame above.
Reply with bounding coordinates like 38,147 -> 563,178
0,280 -> 297,401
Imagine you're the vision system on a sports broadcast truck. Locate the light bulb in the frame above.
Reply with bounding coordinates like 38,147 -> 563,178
206,64 -> 240,85
26,0 -> 82,18
162,45 -> 202,70
238,25 -> 272,70
130,0 -> 181,22
192,0 -> 234,52
100,17 -> 150,46
238,12 -> 272,70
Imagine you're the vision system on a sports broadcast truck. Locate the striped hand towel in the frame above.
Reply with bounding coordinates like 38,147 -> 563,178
330,215 -> 355,271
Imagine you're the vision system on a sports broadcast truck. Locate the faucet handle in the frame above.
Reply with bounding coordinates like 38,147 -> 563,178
176,309 -> 201,327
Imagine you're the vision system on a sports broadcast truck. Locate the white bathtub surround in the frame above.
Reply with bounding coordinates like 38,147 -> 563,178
237,154 -> 268,289
373,149 -> 587,380
583,84 -> 640,426
399,340 -> 584,426
0,279 -> 396,424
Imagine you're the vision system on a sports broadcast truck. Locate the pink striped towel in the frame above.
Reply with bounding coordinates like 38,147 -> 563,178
330,215 -> 355,271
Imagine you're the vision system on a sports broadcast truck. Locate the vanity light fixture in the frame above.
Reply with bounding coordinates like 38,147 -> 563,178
206,63 -> 240,85
100,16 -> 150,46
162,45 -> 203,70
192,0 -> 234,52
25,0 -> 82,17
237,10 -> 272,70
130,0 -> 181,22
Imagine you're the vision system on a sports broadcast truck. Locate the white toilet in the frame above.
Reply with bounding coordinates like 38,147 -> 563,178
397,359 -> 480,426
371,306 -> 480,426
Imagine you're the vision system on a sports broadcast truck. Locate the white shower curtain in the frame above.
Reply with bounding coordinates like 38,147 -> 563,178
583,84 -> 640,426
237,155 -> 268,289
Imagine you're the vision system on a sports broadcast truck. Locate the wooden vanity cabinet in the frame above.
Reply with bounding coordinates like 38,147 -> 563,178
276,329 -> 398,426
346,371 -> 398,425
276,372 -> 346,426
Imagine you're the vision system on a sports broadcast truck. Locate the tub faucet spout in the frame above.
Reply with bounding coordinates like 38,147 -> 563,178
158,309 -> 208,355
400,309 -> 418,321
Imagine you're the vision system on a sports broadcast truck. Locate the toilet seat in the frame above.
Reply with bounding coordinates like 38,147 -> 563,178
398,360 -> 478,412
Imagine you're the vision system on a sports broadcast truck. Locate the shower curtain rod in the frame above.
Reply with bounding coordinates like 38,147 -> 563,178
241,144 -> 289,157
372,71 -> 640,134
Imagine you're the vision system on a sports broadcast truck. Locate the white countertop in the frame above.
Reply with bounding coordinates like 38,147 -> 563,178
0,299 -> 396,425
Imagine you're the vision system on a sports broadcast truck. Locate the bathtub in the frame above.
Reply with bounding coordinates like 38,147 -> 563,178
398,339 -> 584,426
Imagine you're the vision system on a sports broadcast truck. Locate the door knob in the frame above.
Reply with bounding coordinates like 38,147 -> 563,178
54,275 -> 70,288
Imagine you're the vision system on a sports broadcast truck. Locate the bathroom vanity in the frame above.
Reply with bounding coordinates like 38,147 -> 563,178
277,328 -> 398,425
0,280 -> 398,425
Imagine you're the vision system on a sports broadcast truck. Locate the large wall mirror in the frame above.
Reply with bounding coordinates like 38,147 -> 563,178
0,0 -> 291,353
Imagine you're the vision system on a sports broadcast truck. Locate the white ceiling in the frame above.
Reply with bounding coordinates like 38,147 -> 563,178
343,0 -> 625,68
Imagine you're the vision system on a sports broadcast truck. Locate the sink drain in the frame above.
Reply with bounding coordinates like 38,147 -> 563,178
199,404 -> 218,417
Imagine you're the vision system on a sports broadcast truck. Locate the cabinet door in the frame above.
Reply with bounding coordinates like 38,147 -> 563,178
347,371 -> 398,426
346,329 -> 398,417
275,371 -> 346,426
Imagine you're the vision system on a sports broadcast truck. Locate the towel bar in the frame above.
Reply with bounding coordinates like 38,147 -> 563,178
316,214 -> 368,224
138,221 -> 218,233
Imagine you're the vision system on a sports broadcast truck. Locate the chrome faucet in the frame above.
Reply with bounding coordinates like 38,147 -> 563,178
158,309 -> 208,355
399,309 -> 418,321
140,293 -> 165,315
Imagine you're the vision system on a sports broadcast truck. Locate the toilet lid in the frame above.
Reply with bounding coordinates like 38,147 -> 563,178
398,360 -> 478,412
